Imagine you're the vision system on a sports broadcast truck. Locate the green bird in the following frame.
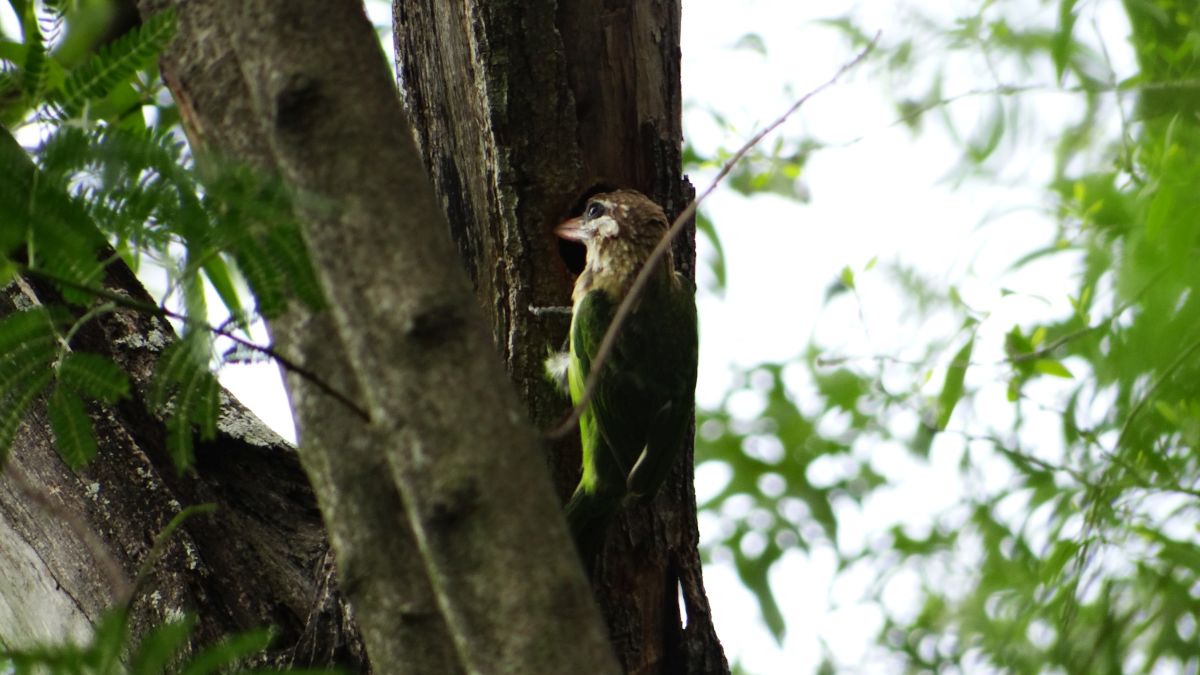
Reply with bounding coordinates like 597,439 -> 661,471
551,189 -> 698,569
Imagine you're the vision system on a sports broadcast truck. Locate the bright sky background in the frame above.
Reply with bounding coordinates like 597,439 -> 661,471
676,2 -> 1135,673
188,1 -> 1135,672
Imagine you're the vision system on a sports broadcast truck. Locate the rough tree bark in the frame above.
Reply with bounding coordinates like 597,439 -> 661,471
0,250 -> 364,668
394,2 -> 728,673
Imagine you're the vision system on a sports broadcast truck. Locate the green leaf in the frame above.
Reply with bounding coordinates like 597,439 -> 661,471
19,2 -> 46,99
86,607 -> 131,673
1052,0 -> 1079,82
181,627 -> 274,675
233,235 -> 286,318
733,33 -> 767,56
0,369 -> 54,462
58,352 -> 130,403
1033,359 -> 1073,379
966,99 -> 1006,163
201,255 -> 247,329
48,386 -> 97,469
149,338 -> 207,410
165,414 -> 194,471
935,337 -> 974,430
56,7 -> 177,118
696,209 -> 727,293
265,221 -> 326,310
840,265 -> 855,291
131,616 -> 196,675
190,372 -> 220,441
1155,400 -> 1178,424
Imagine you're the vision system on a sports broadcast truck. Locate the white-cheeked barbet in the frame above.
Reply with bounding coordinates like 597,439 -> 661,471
551,189 -> 699,569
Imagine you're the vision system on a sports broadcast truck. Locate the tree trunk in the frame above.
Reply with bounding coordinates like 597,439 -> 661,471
0,259 -> 365,668
394,2 -> 728,673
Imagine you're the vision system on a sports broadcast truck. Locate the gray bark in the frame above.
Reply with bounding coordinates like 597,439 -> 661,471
148,0 -> 461,669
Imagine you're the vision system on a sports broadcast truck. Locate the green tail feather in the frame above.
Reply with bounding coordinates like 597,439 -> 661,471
564,488 -> 621,571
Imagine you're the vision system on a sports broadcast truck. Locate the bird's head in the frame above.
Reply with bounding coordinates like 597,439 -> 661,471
556,190 -> 670,300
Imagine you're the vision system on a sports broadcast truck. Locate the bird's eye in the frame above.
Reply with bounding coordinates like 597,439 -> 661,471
586,202 -> 606,219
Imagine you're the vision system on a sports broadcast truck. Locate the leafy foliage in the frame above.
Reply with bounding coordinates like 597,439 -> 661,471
55,7 -> 176,120
0,2 -> 324,472
149,335 -> 220,469
0,606 -> 342,674
690,0 -> 1200,671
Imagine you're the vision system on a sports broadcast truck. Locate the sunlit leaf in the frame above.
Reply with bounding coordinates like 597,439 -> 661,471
1033,359 -> 1072,379
935,337 -> 974,430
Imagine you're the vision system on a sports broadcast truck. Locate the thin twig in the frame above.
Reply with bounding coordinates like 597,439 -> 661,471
23,266 -> 371,422
547,34 -> 880,440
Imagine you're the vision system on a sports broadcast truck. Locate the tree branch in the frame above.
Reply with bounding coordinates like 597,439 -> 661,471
22,265 -> 370,422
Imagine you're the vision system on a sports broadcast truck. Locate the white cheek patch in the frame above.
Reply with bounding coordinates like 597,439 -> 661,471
595,214 -> 620,238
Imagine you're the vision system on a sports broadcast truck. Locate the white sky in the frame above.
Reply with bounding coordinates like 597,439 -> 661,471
676,2 -> 1135,673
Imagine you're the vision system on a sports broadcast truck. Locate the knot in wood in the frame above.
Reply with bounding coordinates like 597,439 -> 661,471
274,74 -> 323,134
403,303 -> 463,343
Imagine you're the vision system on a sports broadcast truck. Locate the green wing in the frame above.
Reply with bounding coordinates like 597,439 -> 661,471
571,273 -> 698,500
624,273 -> 698,498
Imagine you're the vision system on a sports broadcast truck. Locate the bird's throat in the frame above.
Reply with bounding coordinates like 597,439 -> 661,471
572,241 -> 671,308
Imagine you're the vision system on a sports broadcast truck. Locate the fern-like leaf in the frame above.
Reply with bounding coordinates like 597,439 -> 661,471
48,385 -> 97,469
171,350 -> 219,440
130,616 -> 196,675
56,7 -> 177,119
0,369 -> 53,463
148,338 -> 201,410
232,235 -> 287,318
149,333 -> 218,471
0,306 -> 58,355
201,255 -> 247,330
0,309 -> 60,461
179,627 -> 274,675
164,414 -> 193,472
265,221 -> 326,310
58,351 -> 130,403
19,3 -> 47,100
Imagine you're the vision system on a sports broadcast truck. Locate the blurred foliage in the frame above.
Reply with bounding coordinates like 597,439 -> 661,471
690,0 -> 1200,671
0,605 -> 341,674
0,1 -> 323,471
0,0 -> 327,665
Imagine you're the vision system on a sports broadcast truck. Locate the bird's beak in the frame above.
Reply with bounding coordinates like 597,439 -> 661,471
555,216 -> 592,242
